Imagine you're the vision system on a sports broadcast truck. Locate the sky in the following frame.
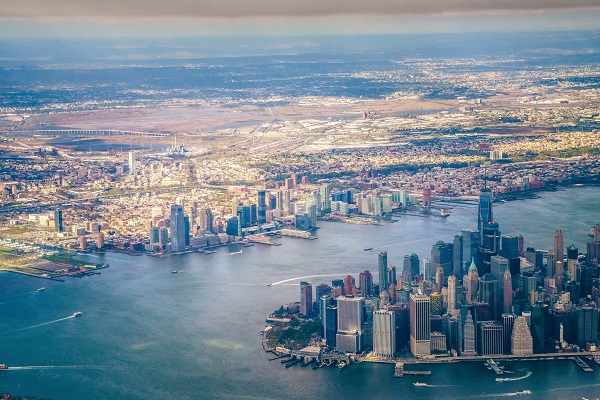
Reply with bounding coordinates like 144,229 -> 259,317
1,0 -> 600,37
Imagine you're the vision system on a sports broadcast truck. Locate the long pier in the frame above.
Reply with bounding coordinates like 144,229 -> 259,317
574,357 -> 593,372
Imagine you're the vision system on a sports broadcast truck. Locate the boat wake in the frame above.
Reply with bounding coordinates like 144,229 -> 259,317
12,315 -> 77,332
270,273 -> 356,286
7,365 -> 116,371
496,370 -> 532,382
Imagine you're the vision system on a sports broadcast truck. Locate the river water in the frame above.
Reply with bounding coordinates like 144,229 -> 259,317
0,186 -> 599,399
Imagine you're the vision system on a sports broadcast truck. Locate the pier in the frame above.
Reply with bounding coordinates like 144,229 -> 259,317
485,359 -> 505,375
394,362 -> 432,378
574,357 -> 593,372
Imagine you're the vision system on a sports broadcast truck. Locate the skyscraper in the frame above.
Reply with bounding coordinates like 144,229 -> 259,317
453,234 -> 464,276
511,316 -> 533,356
477,189 -> 493,245
466,258 -> 479,303
320,184 -> 331,211
503,268 -> 513,314
336,296 -> 365,353
128,150 -> 136,176
409,293 -> 431,356
379,251 -> 388,293
477,321 -> 503,356
359,270 -> 373,297
430,292 -> 443,316
431,240 -> 453,277
502,313 -> 516,354
373,310 -> 396,358
478,274 -> 499,321
300,282 -> 312,316
343,274 -> 354,296
554,228 -> 564,267
501,235 -> 520,260
257,190 -> 267,224
447,275 -> 457,313
170,204 -> 186,252
199,208 -> 214,233
404,253 -> 420,282
54,208 -> 63,233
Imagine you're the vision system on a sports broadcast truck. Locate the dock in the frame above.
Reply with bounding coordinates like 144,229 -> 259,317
394,362 -> 431,378
485,359 -> 505,375
574,357 -> 593,372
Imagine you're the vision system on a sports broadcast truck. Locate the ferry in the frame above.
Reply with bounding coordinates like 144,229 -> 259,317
516,390 -> 532,395
0,364 -> 8,370
37,287 -> 46,292
73,311 -> 83,317
413,382 -> 427,387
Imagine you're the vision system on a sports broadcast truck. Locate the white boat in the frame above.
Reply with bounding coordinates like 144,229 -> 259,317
413,382 -> 427,387
516,390 -> 532,395
73,311 -> 83,317
230,250 -> 243,255
37,287 -> 46,292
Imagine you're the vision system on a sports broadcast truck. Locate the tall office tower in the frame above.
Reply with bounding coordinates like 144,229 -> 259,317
232,197 -> 239,216
547,250 -> 557,278
466,258 -> 479,303
453,234 -> 464,276
435,267 -> 444,293
477,188 -> 493,246
300,281 -> 313,316
478,274 -> 499,321
501,313 -> 516,354
531,303 -> 549,353
511,316 -> 533,355
170,204 -> 186,252
379,251 -> 389,293
577,305 -> 599,346
423,258 -> 432,281
373,310 -> 396,358
403,253 -> 420,282
461,229 -> 480,271
387,265 -> 397,287
159,227 -> 169,249
282,190 -> 291,214
554,260 -> 564,291
477,321 -> 503,356
319,295 -> 332,332
199,208 -> 214,233
150,226 -> 160,244
503,269 -> 513,314
478,221 -> 501,276
320,184 -> 331,211
447,275 -> 457,312
409,293 -> 431,356
359,270 -> 374,297
257,190 -> 267,224
431,240 -> 454,277
336,296 -> 365,353
128,150 -> 136,175
459,306 -> 477,355
237,206 -> 251,228
380,291 -> 390,307
183,216 -> 190,246
501,235 -> 520,259
490,255 -> 509,313
325,305 -> 338,347
54,208 -> 64,232
275,190 -> 284,211
343,274 -> 354,296
567,244 -> 578,282
97,231 -> 105,249
430,292 -> 443,316
554,228 -> 564,265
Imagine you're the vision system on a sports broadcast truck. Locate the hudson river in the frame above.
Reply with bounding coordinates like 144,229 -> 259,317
1,186 -> 599,399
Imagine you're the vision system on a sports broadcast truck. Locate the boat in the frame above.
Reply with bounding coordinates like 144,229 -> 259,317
172,270 -> 179,274
267,283 -> 272,287
337,361 -> 347,371
0,364 -> 8,370
37,287 -> 46,292
516,390 -> 532,395
413,382 -> 427,387
73,311 -> 83,317
363,248 -> 373,251
230,250 -> 243,255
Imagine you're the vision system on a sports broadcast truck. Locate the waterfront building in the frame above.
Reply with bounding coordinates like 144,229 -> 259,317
459,306 -> 477,356
320,184 -> 331,211
300,281 -> 312,316
226,216 -> 241,237
257,190 -> 267,224
336,296 -> 365,353
97,231 -> 105,249
577,305 -> 599,346
373,310 -> 396,358
319,295 -> 332,330
159,227 -> 169,249
531,303 -> 550,353
511,316 -> 533,356
410,293 -> 431,357
477,321 -> 503,356
379,251 -> 388,294
79,235 -> 86,250
501,313 -> 516,354
430,332 -> 447,352
170,204 -> 186,252
325,305 -> 337,347
54,208 -> 63,233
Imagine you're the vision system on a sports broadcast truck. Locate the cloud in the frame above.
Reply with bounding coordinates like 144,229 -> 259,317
2,0 -> 600,19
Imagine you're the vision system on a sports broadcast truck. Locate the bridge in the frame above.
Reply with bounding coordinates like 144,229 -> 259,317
35,129 -> 170,137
